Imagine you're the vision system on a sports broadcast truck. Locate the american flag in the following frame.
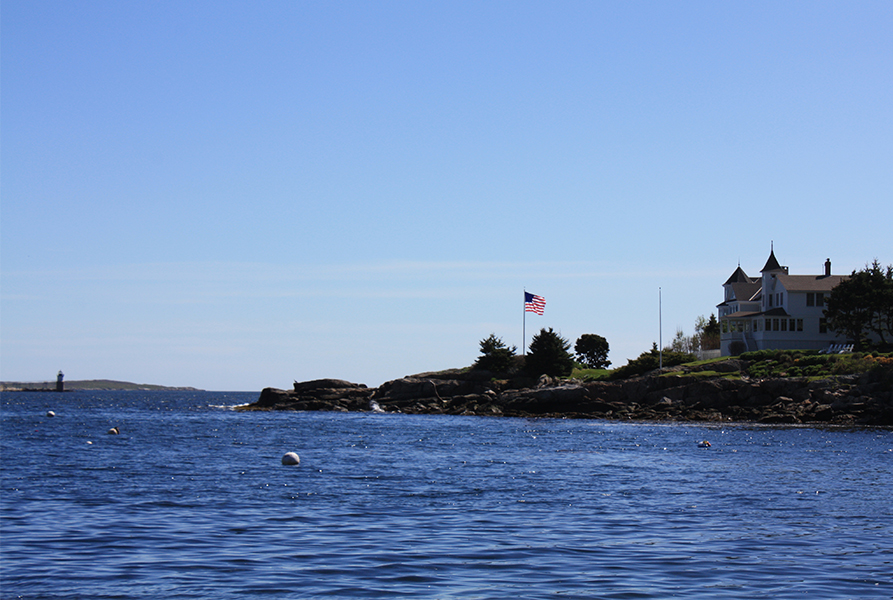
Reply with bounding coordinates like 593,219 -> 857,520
524,292 -> 545,315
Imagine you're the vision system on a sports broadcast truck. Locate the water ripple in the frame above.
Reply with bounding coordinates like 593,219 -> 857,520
2,391 -> 892,599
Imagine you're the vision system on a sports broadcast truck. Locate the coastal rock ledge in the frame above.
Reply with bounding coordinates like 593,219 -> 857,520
242,367 -> 893,426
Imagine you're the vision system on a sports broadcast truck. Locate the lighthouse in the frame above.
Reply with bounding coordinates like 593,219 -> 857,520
56,371 -> 64,392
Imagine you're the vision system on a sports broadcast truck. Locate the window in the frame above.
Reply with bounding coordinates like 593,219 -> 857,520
789,319 -> 796,331
765,318 -> 771,331
768,295 -> 773,308
797,319 -> 803,331
807,293 -> 814,307
816,292 -> 824,306
773,318 -> 780,331
819,318 -> 827,334
781,319 -> 787,332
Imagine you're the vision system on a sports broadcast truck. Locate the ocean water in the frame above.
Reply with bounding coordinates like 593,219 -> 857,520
1,391 -> 891,599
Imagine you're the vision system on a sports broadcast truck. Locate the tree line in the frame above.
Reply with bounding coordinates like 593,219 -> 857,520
473,329 -> 601,379
473,314 -> 718,379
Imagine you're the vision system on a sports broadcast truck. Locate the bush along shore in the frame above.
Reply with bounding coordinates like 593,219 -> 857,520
241,352 -> 893,427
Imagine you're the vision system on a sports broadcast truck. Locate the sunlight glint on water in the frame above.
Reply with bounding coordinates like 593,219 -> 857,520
2,390 -> 891,599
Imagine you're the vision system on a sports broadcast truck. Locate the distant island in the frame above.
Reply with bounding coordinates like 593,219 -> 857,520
0,379 -> 202,392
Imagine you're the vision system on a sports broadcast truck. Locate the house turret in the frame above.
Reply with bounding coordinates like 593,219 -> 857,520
761,244 -> 788,274
720,245 -> 850,356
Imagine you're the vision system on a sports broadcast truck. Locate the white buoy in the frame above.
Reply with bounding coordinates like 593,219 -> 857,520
281,452 -> 300,466
108,426 -> 120,435
46,410 -> 55,417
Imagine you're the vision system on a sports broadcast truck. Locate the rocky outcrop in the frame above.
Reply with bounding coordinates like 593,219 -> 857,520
250,379 -> 373,412
243,369 -> 893,426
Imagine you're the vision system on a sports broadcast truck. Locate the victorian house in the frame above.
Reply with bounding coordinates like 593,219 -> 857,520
718,247 -> 849,355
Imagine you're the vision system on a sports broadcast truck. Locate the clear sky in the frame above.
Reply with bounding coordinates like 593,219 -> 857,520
2,1 -> 891,391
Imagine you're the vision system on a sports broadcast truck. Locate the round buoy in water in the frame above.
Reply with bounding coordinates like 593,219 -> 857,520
698,440 -> 711,448
108,426 -> 120,435
281,452 -> 300,466
46,410 -> 56,417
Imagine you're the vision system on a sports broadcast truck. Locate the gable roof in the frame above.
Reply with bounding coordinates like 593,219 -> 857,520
729,281 -> 761,302
775,274 -> 848,292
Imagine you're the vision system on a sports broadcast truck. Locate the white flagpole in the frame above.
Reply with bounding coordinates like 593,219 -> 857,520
659,287 -> 663,370
522,289 -> 527,355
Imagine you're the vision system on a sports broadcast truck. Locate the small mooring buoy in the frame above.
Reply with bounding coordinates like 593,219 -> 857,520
108,426 -> 120,435
281,452 -> 300,466
698,440 -> 711,448
46,410 -> 56,417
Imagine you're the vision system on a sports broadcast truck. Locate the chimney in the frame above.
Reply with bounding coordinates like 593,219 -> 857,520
824,258 -> 831,277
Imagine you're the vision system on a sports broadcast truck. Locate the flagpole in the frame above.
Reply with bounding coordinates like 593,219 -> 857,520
522,289 -> 527,355
659,287 -> 663,371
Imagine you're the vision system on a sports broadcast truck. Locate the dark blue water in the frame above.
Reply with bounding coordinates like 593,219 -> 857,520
2,391 -> 891,599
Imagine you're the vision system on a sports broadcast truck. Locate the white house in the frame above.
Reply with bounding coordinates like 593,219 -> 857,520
718,247 -> 849,355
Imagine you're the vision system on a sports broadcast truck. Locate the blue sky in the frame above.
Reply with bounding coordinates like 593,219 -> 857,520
2,1 -> 891,391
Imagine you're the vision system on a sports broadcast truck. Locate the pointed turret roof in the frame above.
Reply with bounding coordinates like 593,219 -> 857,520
761,247 -> 782,272
724,265 -> 750,285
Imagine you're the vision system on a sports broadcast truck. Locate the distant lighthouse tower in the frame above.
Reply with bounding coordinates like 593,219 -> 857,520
56,371 -> 64,392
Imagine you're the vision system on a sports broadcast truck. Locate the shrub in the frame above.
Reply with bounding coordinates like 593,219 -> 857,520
609,344 -> 697,380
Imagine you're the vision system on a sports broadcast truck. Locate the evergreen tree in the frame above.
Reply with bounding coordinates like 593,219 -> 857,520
473,334 -> 517,373
702,314 -> 721,350
526,328 -> 575,377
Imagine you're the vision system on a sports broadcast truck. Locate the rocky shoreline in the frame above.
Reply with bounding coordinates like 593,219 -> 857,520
242,362 -> 893,427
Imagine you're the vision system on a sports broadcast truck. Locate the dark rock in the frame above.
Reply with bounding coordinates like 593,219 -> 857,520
246,381 -> 374,412
294,379 -> 366,392
244,368 -> 893,426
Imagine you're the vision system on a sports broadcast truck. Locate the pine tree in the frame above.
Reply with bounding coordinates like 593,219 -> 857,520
526,328 -> 575,377
473,334 -> 517,373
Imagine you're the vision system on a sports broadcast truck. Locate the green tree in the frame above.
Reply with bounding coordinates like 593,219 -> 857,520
825,260 -> 893,349
688,313 -> 720,352
473,334 -> 517,373
526,328 -> 575,378
574,334 -> 611,369
701,314 -> 721,350
666,328 -> 696,354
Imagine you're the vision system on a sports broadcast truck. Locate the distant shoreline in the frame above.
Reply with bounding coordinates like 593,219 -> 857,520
0,380 -> 202,392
